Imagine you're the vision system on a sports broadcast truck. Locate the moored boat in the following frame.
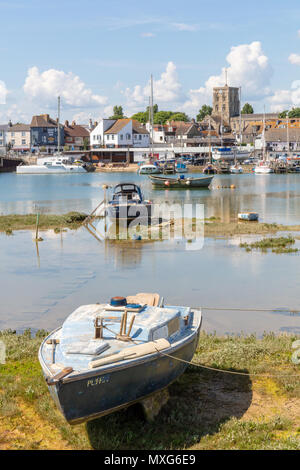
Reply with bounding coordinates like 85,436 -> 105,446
16,155 -> 87,174
38,293 -> 202,424
230,164 -> 243,174
149,174 -> 213,188
138,163 -> 161,175
107,183 -> 153,220
238,212 -> 259,221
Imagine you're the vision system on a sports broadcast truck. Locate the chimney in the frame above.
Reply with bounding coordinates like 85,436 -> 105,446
8,120 -> 12,127
71,120 -> 76,127
65,120 -> 69,127
42,114 -> 50,122
89,119 -> 93,129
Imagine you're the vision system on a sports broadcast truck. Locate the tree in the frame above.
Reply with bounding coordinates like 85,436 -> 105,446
196,105 -> 212,122
146,104 -> 159,115
278,110 -> 288,118
109,105 -> 126,119
131,112 -> 148,124
241,103 -> 254,114
153,111 -> 173,124
169,112 -> 189,122
287,107 -> 300,118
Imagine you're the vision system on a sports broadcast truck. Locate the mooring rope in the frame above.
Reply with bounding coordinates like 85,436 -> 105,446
192,306 -> 300,314
156,350 -> 300,378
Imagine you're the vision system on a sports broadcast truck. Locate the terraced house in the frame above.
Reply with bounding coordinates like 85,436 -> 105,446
30,114 -> 64,153
6,123 -> 31,152
64,120 -> 90,151
0,124 -> 8,154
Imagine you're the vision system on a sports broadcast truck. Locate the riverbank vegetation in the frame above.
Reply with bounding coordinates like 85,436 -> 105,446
240,236 -> 299,254
0,212 -> 87,234
0,330 -> 299,450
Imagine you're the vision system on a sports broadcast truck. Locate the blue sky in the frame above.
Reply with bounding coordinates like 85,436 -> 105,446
0,0 -> 300,122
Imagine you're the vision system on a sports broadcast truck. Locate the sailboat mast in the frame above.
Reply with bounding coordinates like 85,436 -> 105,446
262,106 -> 266,162
239,86 -> 242,148
57,96 -> 61,155
150,75 -> 154,159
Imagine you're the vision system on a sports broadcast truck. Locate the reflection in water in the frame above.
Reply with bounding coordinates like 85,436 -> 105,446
1,172 -> 300,225
0,228 -> 299,336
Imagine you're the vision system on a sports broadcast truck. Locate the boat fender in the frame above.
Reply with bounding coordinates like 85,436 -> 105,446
186,180 -> 191,185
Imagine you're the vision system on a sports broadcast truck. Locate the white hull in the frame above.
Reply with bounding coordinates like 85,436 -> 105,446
254,165 -> 273,174
230,166 -> 243,174
213,149 -> 250,162
139,165 -> 160,175
17,164 -> 86,174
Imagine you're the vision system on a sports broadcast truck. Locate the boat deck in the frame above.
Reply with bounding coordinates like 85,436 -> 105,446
41,302 -> 193,374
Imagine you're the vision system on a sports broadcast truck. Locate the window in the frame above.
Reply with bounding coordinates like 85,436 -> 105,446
22,139 -> 26,145
11,139 -> 15,145
11,132 -> 15,137
22,131 -> 25,136
120,134 -> 123,140
111,135 -> 114,140
139,135 -> 142,140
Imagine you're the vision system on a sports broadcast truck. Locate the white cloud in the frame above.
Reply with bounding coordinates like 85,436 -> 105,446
289,53 -> 300,65
141,32 -> 155,38
124,61 -> 185,112
0,80 -> 7,104
268,81 -> 300,111
183,41 -> 272,115
23,67 -> 107,107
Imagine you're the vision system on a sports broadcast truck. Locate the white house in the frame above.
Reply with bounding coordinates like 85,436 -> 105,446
90,119 -> 149,149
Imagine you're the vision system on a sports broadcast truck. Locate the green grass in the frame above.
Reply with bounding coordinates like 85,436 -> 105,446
0,330 -> 299,450
0,212 -> 87,234
240,236 -> 299,254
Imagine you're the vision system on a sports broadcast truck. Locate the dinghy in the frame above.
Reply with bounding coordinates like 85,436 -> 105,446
38,293 -> 202,424
148,174 -> 213,188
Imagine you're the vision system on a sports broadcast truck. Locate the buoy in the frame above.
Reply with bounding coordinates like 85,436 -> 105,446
186,180 -> 191,185
230,184 -> 236,189
165,181 -> 170,186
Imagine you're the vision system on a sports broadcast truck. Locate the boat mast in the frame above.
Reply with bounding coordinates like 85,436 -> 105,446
287,110 -> 289,158
239,86 -> 242,149
262,106 -> 266,162
57,96 -> 61,155
150,75 -> 154,160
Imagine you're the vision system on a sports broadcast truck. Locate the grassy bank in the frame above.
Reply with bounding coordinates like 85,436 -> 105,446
0,330 -> 299,450
0,212 -> 87,234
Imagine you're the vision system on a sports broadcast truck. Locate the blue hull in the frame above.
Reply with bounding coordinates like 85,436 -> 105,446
45,331 -> 200,424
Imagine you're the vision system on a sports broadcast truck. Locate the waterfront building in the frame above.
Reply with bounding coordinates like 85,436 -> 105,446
30,114 -> 64,154
6,123 -> 31,152
90,119 -> 149,150
64,121 -> 90,151
0,124 -> 8,154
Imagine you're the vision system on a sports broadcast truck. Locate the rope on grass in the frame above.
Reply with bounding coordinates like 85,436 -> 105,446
156,350 -> 300,378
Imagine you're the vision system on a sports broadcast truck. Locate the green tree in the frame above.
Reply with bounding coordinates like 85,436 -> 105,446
153,111 -> 173,124
288,107 -> 300,118
278,110 -> 288,118
83,137 -> 89,150
131,112 -> 148,124
169,112 -> 189,122
241,103 -> 254,114
109,105 -> 126,119
196,105 -> 212,121
146,104 -> 159,115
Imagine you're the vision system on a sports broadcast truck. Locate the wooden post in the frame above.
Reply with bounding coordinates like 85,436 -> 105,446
35,212 -> 40,240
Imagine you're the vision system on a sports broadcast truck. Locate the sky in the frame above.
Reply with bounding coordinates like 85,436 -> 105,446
1,0 -> 300,123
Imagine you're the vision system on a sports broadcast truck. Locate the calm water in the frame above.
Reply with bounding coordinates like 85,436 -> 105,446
1,172 -> 300,225
0,171 -> 300,335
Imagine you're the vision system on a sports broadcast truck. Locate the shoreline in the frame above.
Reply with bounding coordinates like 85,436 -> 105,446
1,213 -> 300,238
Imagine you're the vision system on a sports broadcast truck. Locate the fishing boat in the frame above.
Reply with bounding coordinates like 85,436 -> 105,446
149,174 -> 213,188
138,163 -> 161,175
107,183 -> 153,220
212,147 -> 250,161
38,293 -> 202,424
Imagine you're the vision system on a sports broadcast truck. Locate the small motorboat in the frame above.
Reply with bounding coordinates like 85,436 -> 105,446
175,162 -> 188,173
149,174 -> 213,188
38,293 -> 202,424
230,164 -> 243,174
238,212 -> 259,221
138,163 -> 161,175
203,164 -> 216,175
107,183 -> 153,220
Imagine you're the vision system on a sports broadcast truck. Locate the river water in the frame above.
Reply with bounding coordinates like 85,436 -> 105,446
0,171 -> 300,335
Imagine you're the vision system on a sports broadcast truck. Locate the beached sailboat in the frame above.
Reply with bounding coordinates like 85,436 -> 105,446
38,293 -> 202,424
